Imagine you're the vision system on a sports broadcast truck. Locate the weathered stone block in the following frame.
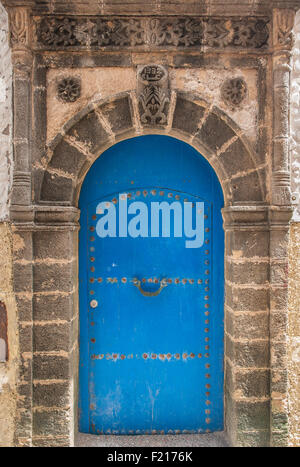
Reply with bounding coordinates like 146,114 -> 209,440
33,64 -> 47,88
172,97 -> 205,135
18,367 -> 32,394
18,382 -> 32,400
270,230 -> 289,258
270,342 -> 287,368
101,96 -> 132,134
15,294 -> 32,322
12,231 -> 32,262
14,411 -> 33,444
33,354 -> 71,381
173,54 -> 207,68
13,140 -> 30,173
226,230 -> 269,258
271,369 -> 288,394
33,87 -> 47,158
270,286 -> 288,310
271,431 -> 289,447
226,310 -> 269,340
33,409 -> 70,437
235,369 -> 270,398
74,53 -> 131,67
236,400 -> 270,431
196,112 -> 236,153
19,325 -> 33,355
226,286 -> 269,311
49,139 -> 87,177
226,260 -> 269,284
33,323 -> 72,352
41,171 -> 73,202
68,111 -> 110,153
33,382 -> 70,408
33,293 -> 75,321
236,430 -> 270,447
224,392 -> 237,439
231,170 -> 264,202
270,262 -> 288,285
13,79 -> 30,140
13,263 -> 32,293
219,138 -> 255,177
33,436 -> 71,447
226,335 -> 269,368
270,310 -> 287,341
271,411 -> 288,433
33,263 -> 75,293
34,231 -> 76,261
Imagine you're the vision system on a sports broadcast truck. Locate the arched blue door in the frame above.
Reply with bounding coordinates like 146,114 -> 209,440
79,135 -> 224,435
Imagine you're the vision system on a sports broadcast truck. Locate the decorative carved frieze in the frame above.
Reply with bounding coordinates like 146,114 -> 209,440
35,16 -> 269,50
137,65 -> 169,126
57,77 -> 81,103
221,78 -> 247,107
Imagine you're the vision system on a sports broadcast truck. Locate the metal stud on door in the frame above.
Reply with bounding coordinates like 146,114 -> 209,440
79,136 -> 224,435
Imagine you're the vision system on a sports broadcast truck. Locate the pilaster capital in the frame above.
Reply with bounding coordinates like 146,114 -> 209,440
8,7 -> 31,50
8,7 -> 33,74
273,8 -> 296,53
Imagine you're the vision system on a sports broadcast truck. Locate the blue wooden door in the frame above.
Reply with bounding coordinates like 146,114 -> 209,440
79,135 -> 224,435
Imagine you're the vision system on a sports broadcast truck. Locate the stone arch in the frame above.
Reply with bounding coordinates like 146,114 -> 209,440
38,91 -> 265,207
25,89 -> 277,448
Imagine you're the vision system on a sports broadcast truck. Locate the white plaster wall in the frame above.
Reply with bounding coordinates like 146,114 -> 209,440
0,2 -> 12,221
291,10 -> 300,221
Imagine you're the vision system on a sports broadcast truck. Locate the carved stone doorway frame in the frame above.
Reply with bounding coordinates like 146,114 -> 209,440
3,1 -> 299,447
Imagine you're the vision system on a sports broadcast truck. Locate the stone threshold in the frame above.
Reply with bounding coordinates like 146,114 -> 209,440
75,432 -> 230,447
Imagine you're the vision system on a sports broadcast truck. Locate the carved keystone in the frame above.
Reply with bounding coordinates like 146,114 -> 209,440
137,65 -> 169,126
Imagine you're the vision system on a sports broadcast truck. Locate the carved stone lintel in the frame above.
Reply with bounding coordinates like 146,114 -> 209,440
8,7 -> 30,50
34,16 -> 269,50
138,65 -> 169,126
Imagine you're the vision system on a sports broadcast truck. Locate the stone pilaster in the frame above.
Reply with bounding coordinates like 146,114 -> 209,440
31,206 -> 80,447
222,206 -> 271,447
269,207 -> 293,447
7,6 -> 34,447
8,7 -> 33,214
272,9 -> 296,206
